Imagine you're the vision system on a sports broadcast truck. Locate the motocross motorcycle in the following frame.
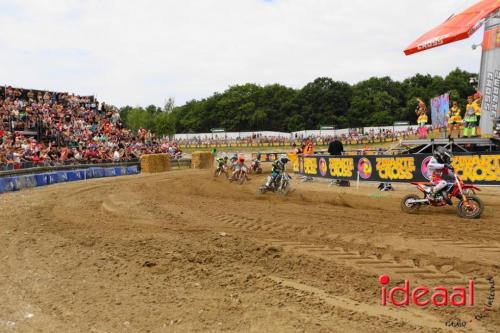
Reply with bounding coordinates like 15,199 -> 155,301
249,159 -> 263,174
259,172 -> 292,196
213,163 -> 229,178
401,173 -> 483,219
229,166 -> 249,184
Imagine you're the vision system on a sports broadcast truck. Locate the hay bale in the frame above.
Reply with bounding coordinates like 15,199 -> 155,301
191,151 -> 213,169
140,154 -> 171,173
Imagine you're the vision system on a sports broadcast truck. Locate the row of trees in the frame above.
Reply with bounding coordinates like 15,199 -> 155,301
120,68 -> 478,135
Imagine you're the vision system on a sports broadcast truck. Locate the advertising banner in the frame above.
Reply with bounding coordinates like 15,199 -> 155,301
479,15 -> 500,135
297,153 -> 500,185
251,153 -> 279,162
430,93 -> 449,128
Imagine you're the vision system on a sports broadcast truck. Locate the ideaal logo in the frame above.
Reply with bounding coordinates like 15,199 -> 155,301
379,275 -> 474,307
379,275 -> 495,328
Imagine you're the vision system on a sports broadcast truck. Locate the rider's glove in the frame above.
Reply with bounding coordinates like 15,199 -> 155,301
445,164 -> 454,172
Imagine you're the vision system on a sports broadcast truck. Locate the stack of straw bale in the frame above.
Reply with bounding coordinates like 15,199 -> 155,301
140,154 -> 171,173
191,152 -> 213,169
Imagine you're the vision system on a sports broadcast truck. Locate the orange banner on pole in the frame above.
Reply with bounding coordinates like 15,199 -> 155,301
404,0 -> 500,55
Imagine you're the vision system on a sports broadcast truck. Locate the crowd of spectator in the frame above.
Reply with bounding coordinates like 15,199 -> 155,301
302,128 -> 415,145
174,127 -> 417,148
0,86 -> 181,171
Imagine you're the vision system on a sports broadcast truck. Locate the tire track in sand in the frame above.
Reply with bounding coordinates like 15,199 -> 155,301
206,211 -> 493,293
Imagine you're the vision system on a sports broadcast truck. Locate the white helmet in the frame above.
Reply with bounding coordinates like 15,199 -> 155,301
279,154 -> 289,163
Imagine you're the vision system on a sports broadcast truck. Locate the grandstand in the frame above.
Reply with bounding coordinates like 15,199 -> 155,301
0,86 -> 181,171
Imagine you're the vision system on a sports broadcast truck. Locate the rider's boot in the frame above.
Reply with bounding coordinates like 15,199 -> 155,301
429,188 -> 441,202
265,176 -> 273,188
441,190 -> 453,205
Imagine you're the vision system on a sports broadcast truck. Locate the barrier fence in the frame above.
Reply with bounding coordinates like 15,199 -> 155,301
295,153 -> 500,185
0,162 -> 140,195
179,136 -> 401,149
251,153 -> 280,162
0,159 -> 140,173
0,157 -> 195,195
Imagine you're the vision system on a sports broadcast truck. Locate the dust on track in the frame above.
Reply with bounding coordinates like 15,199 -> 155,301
0,169 -> 499,333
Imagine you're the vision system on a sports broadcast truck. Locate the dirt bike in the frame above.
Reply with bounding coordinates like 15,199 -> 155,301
213,164 -> 229,178
249,159 -> 263,174
229,166 -> 249,184
401,173 -> 483,219
259,172 -> 292,196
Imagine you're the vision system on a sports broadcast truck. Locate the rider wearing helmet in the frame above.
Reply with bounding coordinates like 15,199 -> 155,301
215,154 -> 228,168
427,146 -> 454,204
229,153 -> 238,164
265,154 -> 289,188
230,155 -> 248,180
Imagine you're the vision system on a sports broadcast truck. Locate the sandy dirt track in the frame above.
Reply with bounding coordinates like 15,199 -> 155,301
0,169 -> 499,333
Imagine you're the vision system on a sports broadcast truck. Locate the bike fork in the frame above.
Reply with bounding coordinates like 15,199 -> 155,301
456,179 -> 467,203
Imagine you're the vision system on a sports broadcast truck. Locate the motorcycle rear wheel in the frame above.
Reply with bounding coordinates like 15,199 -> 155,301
457,196 -> 484,219
401,194 -> 421,213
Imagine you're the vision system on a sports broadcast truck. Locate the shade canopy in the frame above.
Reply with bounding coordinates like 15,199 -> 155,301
404,0 -> 499,55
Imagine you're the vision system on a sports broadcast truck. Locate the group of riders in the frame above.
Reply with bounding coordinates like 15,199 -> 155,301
215,152 -> 290,190
214,145 -> 458,201
213,144 -> 483,218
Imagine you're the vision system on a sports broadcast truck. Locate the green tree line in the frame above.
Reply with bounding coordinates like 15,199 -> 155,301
120,68 -> 477,135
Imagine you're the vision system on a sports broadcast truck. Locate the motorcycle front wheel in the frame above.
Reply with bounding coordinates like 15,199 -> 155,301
401,194 -> 421,213
457,196 -> 484,219
238,173 -> 246,185
279,182 -> 291,196
258,186 -> 268,194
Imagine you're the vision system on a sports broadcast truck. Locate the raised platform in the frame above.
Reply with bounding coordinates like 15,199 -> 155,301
400,138 -> 498,153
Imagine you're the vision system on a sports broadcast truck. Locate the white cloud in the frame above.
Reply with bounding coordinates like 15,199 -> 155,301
0,0 -> 485,106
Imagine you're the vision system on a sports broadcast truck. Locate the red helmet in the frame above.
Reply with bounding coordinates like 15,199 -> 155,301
238,156 -> 245,163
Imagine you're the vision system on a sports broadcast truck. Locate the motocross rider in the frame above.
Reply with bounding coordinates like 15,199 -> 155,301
231,155 -> 248,179
215,154 -> 228,169
427,146 -> 454,205
252,153 -> 262,169
265,154 -> 289,188
255,153 -> 262,163
229,153 -> 238,168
